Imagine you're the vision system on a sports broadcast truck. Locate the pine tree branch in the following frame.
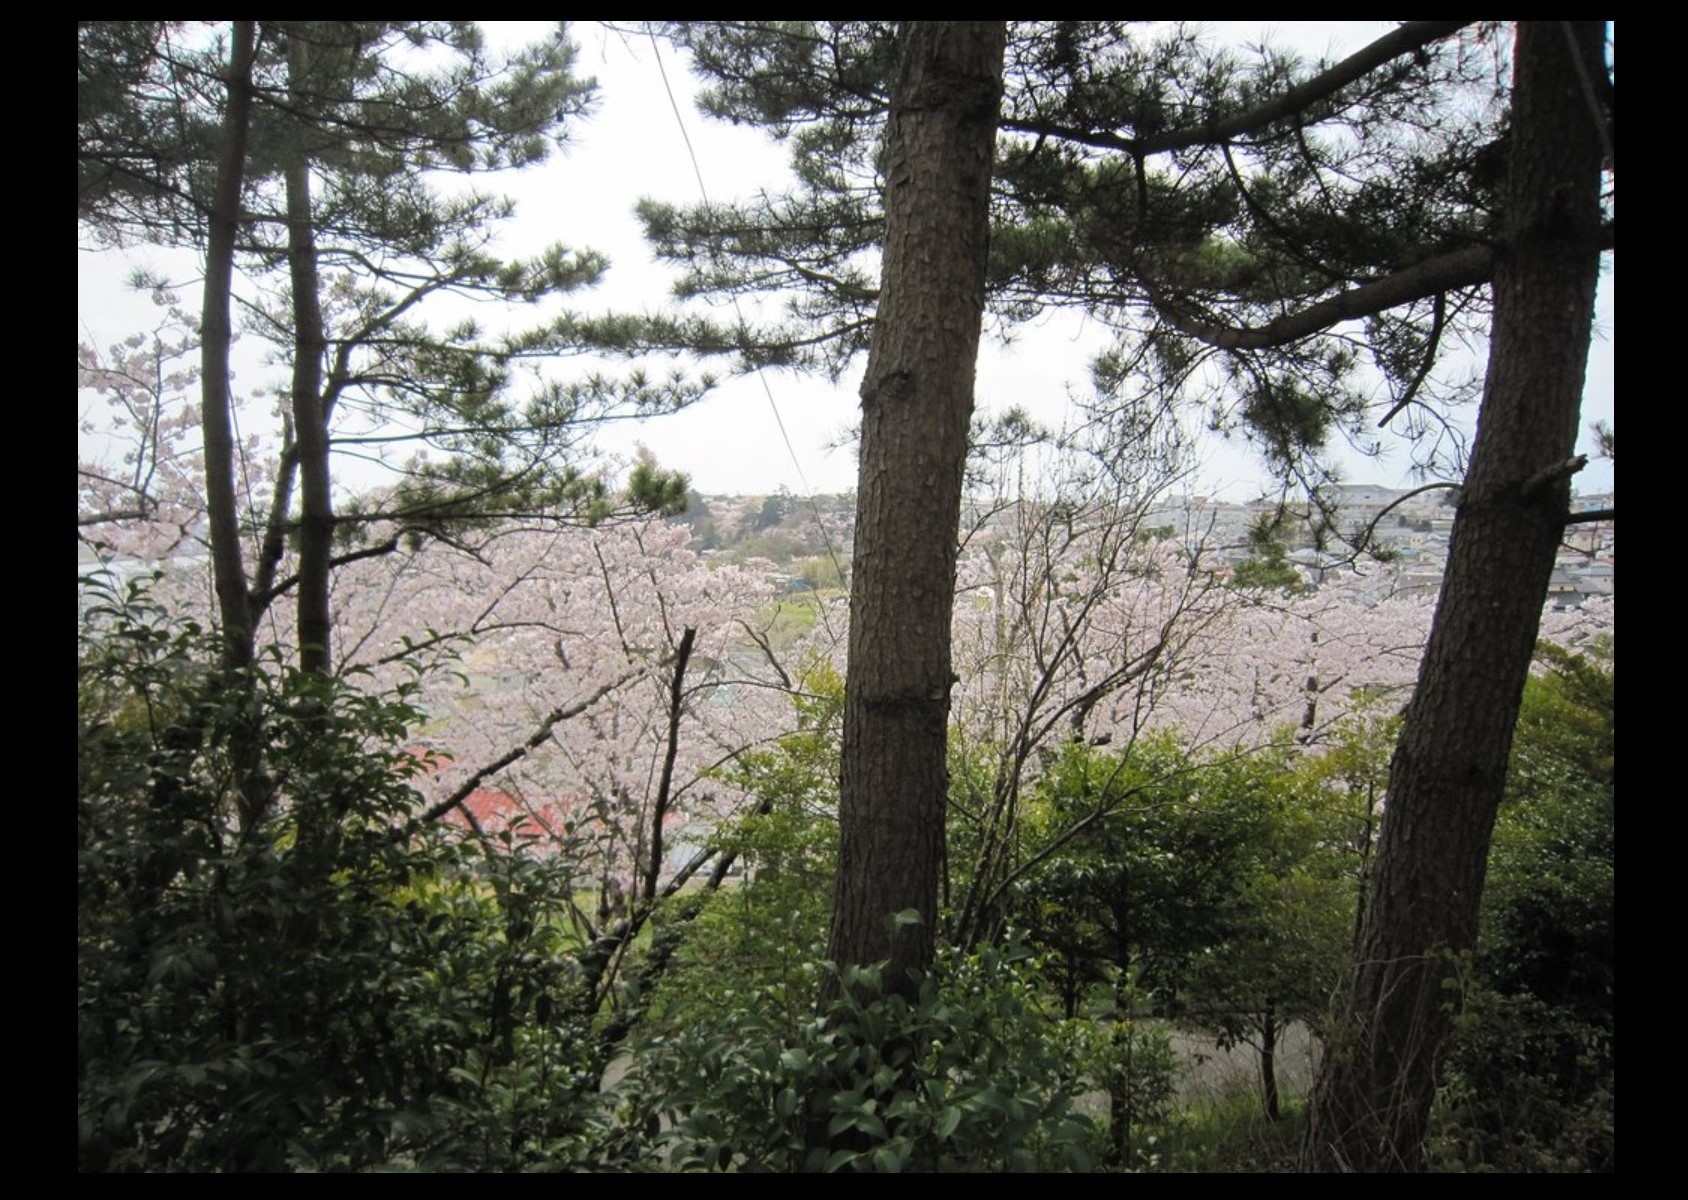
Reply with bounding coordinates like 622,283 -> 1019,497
1002,22 -> 1473,155
1564,507 -> 1614,526
1376,292 -> 1448,427
1154,244 -> 1494,350
1154,224 -> 1612,351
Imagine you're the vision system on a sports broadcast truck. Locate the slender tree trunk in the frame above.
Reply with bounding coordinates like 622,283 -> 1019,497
197,21 -> 271,830
1261,1002 -> 1281,1122
1302,20 -> 1607,1172
1351,781 -> 1375,956
201,20 -> 256,675
1106,949 -> 1136,1167
252,424 -> 297,608
285,28 -> 333,677
824,21 -> 1006,1000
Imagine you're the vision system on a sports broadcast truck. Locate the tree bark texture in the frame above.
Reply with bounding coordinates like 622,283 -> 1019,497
197,21 -> 273,830
826,22 -> 1006,999
201,20 -> 257,674
284,28 -> 333,677
1302,20 -> 1608,1172
1261,1003 -> 1281,1122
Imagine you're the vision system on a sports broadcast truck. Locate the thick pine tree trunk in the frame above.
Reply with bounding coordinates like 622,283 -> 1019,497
1302,20 -> 1607,1172
825,21 -> 1006,1000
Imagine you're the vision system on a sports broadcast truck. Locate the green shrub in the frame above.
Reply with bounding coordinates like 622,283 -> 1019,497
1432,987 -> 1613,1173
611,939 -> 1105,1172
1429,646 -> 1614,1173
77,576 -> 598,1171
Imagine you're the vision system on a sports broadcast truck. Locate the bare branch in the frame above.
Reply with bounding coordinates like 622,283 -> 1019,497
1338,481 -> 1461,563
78,507 -> 154,528
642,626 -> 697,904
415,666 -> 645,825
1564,507 -> 1614,526
252,535 -> 403,611
736,617 -> 795,691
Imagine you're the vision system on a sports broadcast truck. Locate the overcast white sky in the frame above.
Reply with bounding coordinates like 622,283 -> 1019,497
78,21 -> 1614,502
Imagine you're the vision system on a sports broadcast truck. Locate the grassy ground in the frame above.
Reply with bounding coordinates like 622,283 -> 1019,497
1158,1023 -> 1314,1170
1158,1087 -> 1305,1172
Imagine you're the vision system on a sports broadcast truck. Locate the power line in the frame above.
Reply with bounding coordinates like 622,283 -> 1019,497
645,28 -> 848,645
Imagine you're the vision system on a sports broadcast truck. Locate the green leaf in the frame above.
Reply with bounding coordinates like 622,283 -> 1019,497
935,1106 -> 962,1139
823,1148 -> 861,1173
872,1144 -> 908,1172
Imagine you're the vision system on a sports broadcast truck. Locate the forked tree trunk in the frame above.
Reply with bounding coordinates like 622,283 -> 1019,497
198,21 -> 270,828
1301,20 -> 1608,1172
201,20 -> 257,676
825,21 -> 1006,1001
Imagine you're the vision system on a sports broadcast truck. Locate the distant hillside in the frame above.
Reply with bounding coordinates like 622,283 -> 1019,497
668,485 -> 1612,604
673,490 -> 856,569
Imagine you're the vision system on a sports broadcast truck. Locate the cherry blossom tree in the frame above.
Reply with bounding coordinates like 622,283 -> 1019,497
1156,588 -> 1434,750
317,516 -> 821,1026
79,308 -> 216,564
945,421 -> 1227,945
939,439 -> 1613,949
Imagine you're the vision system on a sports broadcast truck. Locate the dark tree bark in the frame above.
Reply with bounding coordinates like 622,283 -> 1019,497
1302,20 -> 1609,1172
825,21 -> 1006,1000
201,20 -> 257,675
643,627 -> 697,905
197,21 -> 274,829
285,28 -> 333,678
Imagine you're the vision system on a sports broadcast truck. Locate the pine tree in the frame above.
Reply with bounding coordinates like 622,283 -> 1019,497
825,21 -> 1006,1001
632,21 -> 1613,1170
1300,22 -> 1611,1171
80,22 -> 695,684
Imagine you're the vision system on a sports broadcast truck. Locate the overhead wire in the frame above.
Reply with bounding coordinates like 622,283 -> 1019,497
644,26 -> 848,649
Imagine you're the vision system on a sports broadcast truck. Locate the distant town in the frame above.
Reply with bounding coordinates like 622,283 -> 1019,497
80,482 -> 1615,610
677,483 -> 1616,608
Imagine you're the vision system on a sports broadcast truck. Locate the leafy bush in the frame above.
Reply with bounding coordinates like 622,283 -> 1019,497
77,575 -> 598,1171
1430,645 -> 1614,1172
1432,988 -> 1613,1173
611,939 -> 1104,1172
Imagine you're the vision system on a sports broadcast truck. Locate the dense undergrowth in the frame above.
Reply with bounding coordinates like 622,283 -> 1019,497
77,575 -> 1613,1172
